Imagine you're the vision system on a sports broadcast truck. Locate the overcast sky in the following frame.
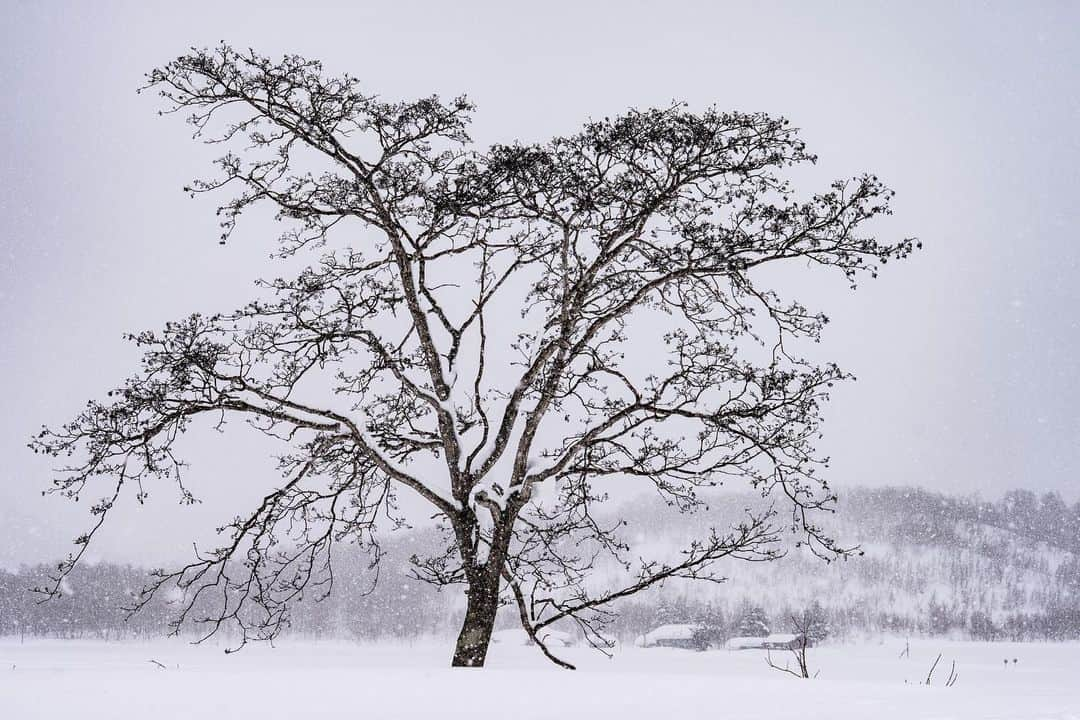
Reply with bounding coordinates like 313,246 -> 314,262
2,1 -> 1078,568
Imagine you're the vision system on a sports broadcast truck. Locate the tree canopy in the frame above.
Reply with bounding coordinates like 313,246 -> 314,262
32,45 -> 917,667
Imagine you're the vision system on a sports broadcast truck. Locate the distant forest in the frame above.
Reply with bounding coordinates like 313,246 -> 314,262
2,486 -> 1078,643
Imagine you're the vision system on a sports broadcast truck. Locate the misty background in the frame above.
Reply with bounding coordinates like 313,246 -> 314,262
1,1 -> 1078,573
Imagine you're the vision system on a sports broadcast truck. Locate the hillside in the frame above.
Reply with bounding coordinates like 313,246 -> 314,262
603,486 -> 1080,641
1,486 -> 1077,643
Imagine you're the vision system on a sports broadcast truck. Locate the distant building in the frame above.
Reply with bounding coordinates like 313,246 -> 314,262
725,636 -> 768,650
762,633 -> 809,650
638,623 -> 709,650
490,627 -> 575,647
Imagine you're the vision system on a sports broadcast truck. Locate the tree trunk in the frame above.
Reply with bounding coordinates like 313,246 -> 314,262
451,578 -> 501,667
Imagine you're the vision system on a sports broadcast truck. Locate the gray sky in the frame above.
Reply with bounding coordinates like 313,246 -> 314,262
2,1 -> 1078,568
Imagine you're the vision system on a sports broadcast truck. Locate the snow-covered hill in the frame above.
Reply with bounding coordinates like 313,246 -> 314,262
600,486 -> 1080,641
2,486 -> 1077,643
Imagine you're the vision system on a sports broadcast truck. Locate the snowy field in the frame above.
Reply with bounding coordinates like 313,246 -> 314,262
1,636 -> 1077,719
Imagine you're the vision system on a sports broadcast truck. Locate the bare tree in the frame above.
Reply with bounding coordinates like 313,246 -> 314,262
766,606 -> 827,679
31,46 -> 917,668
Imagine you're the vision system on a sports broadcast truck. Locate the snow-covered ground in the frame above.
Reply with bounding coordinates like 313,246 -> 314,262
1,636 -> 1077,719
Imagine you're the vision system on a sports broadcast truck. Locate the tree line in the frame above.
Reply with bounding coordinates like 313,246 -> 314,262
3,487 -> 1077,644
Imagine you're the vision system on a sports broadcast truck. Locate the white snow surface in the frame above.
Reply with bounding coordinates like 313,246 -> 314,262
1,637 -> 1077,719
